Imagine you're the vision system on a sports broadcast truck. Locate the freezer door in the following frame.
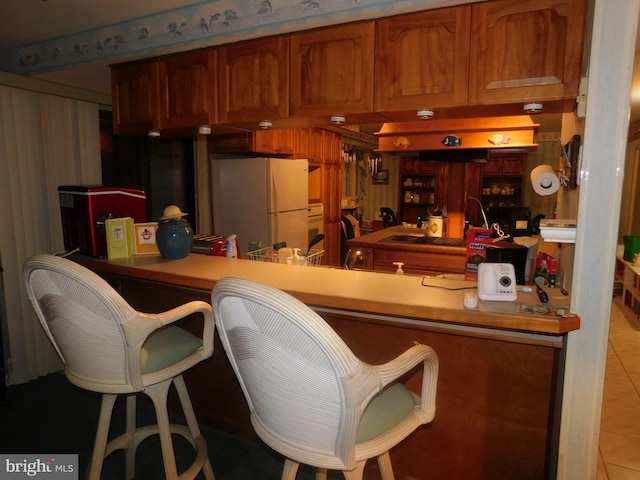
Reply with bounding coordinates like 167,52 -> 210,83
270,209 -> 309,252
268,158 -> 308,214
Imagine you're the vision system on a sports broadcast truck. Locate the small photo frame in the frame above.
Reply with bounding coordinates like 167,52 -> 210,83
134,222 -> 159,254
373,169 -> 389,185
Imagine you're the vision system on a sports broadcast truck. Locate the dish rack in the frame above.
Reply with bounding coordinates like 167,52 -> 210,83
247,247 -> 324,266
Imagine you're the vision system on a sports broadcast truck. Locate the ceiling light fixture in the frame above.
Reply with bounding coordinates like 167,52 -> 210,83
148,130 -> 160,138
523,102 -> 544,114
198,125 -> 212,135
259,120 -> 273,129
330,115 -> 346,125
417,109 -> 434,120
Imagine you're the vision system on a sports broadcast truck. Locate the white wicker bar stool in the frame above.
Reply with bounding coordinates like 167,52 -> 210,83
211,277 -> 439,480
23,254 -> 215,480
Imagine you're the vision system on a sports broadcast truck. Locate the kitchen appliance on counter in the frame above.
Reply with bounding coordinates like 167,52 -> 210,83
485,241 -> 528,285
210,157 -> 309,257
485,206 -> 532,238
58,185 -> 147,257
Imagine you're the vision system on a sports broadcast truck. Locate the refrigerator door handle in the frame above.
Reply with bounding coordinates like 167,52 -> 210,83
270,174 -> 279,214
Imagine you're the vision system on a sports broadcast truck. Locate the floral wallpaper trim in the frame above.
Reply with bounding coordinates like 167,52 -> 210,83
13,0 -> 454,75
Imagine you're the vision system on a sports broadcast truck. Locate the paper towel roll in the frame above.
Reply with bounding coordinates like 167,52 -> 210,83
530,164 -> 560,196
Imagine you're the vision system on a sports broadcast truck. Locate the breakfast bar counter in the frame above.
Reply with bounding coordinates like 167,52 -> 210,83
74,253 -> 579,480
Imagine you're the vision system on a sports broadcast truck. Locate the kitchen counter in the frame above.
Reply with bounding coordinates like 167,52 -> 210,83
73,253 -> 579,479
348,225 -> 468,248
346,226 -> 469,275
73,253 -> 577,334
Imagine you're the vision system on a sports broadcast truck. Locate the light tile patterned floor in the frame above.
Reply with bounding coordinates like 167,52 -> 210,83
598,299 -> 640,479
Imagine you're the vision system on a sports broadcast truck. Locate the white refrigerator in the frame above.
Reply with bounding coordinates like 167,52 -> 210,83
210,157 -> 309,257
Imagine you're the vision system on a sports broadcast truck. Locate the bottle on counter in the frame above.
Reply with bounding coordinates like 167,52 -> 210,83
226,234 -> 237,259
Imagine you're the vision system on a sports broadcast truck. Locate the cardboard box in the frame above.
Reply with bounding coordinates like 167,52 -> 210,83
465,228 -> 493,281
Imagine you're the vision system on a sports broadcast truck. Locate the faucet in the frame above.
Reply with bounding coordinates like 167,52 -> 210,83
344,249 -> 363,270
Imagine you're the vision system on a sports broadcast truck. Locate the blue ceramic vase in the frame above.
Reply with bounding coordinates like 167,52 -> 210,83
156,219 -> 193,259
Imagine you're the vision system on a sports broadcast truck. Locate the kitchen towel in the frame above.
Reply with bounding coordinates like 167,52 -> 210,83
530,164 -> 560,196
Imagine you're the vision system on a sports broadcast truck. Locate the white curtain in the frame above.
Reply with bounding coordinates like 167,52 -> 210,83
0,85 -> 101,384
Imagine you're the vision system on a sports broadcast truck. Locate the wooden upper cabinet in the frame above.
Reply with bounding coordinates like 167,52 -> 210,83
295,128 -> 325,164
157,49 -> 217,130
111,61 -> 158,134
375,6 -> 471,112
254,129 -> 295,156
469,0 -> 586,105
218,36 -> 289,123
211,129 -> 294,157
290,22 -> 375,117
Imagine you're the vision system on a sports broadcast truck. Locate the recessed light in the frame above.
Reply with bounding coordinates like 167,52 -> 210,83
523,102 -> 544,113
417,109 -> 434,119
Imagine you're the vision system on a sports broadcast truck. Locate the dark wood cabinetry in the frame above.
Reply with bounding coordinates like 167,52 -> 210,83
294,128 -> 329,165
375,6 -> 471,113
112,50 -> 216,134
111,0 -> 586,133
398,158 -> 441,224
290,22 -> 375,118
481,151 -> 526,208
111,60 -> 158,134
217,36 -> 289,123
319,131 -> 343,267
469,0 -> 586,105
210,129 -> 295,156
323,162 -> 342,267
157,49 -> 216,130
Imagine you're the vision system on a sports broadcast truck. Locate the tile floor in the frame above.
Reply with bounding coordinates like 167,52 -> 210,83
597,298 -> 640,479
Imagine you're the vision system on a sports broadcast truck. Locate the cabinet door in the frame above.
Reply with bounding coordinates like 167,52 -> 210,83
323,131 -> 342,165
218,37 -> 289,123
111,61 -> 158,134
295,128 -> 325,164
290,22 -> 375,117
481,152 -> 526,208
501,156 -> 525,176
375,6 -> 471,112
254,129 -> 295,156
323,162 -> 342,267
483,158 -> 503,176
469,0 -> 586,104
157,49 -> 216,130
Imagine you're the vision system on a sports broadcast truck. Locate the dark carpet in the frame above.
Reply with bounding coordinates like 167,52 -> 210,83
0,372 -> 342,479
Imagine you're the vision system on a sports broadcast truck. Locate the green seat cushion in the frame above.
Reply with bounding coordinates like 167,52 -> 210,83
357,383 -> 418,443
141,326 -> 203,374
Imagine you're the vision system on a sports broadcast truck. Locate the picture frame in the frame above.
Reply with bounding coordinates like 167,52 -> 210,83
373,169 -> 389,185
134,222 -> 160,254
